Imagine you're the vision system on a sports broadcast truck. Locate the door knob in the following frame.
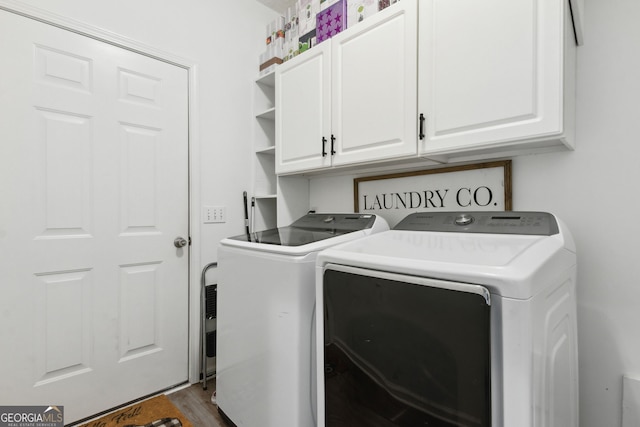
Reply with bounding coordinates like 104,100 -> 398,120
174,237 -> 188,248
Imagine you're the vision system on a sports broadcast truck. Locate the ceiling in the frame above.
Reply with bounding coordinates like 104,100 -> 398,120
257,0 -> 294,14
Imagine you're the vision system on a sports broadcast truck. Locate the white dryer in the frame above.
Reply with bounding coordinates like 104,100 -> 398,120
217,213 -> 389,427
315,211 -> 578,427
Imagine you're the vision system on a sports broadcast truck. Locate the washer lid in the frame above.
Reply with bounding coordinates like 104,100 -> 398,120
321,230 -> 546,267
317,218 -> 575,299
221,214 -> 386,254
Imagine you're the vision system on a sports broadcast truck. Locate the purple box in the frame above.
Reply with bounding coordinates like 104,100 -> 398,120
316,0 -> 346,43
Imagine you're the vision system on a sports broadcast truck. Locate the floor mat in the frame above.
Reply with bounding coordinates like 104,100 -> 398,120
78,394 -> 193,427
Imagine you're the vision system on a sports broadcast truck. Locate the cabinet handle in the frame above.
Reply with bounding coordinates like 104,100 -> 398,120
322,137 -> 327,157
331,134 -> 336,155
419,113 -> 425,140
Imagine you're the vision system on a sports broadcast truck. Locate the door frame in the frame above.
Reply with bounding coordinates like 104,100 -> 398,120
0,0 -> 204,384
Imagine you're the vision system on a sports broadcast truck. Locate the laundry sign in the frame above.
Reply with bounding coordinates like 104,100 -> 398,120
354,161 -> 512,227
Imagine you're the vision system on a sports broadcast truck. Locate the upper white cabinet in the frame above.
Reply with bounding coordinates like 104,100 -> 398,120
418,0 -> 577,159
275,0 -> 577,175
331,1 -> 418,166
276,42 -> 331,174
276,0 -> 418,175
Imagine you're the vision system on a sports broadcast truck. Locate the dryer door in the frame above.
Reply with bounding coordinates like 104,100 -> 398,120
320,264 -> 491,427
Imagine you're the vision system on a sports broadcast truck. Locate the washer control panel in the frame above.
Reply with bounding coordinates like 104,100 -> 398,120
394,211 -> 559,235
291,213 -> 377,231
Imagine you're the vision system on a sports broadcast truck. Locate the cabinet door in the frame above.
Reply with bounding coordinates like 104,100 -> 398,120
331,0 -> 418,167
419,0 -> 567,155
276,43 -> 331,174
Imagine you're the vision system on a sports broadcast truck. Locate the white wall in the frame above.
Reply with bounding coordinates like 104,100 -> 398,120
310,0 -> 640,426
8,0 -> 637,425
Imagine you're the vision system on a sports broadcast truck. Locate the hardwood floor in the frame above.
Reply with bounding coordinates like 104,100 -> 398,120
167,380 -> 228,426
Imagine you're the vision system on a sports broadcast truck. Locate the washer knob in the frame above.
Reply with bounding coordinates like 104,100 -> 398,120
454,213 -> 474,226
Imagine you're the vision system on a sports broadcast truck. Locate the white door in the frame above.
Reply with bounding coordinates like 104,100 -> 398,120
0,10 -> 189,423
331,0 -> 418,166
275,42 -> 332,175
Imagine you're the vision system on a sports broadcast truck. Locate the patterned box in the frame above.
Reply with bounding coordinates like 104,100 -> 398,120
298,0 -> 321,37
379,0 -> 401,11
320,0 -> 342,10
347,0 -> 378,28
316,0 -> 346,43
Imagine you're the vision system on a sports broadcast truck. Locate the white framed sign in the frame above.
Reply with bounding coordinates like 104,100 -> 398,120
354,161 -> 512,227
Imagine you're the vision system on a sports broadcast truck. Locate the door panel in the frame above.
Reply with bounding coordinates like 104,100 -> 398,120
34,269 -> 93,385
321,265 -> 491,427
0,9 -> 189,423
331,0 -> 418,166
275,42 -> 332,174
419,0 -> 564,152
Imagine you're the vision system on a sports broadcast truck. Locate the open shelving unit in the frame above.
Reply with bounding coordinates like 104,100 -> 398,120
252,71 -> 278,231
252,67 -> 311,229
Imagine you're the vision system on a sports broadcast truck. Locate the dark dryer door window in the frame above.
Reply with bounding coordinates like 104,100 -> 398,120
323,266 -> 491,427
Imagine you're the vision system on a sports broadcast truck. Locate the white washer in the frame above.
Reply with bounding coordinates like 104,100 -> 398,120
217,213 -> 389,427
315,211 -> 578,427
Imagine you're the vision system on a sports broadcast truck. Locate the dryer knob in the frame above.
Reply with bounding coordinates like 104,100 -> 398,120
454,214 -> 474,226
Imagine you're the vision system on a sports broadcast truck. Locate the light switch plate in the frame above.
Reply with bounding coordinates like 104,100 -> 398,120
203,206 -> 226,223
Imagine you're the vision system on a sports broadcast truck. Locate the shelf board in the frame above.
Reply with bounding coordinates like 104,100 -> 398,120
255,145 -> 275,155
256,107 -> 275,120
255,70 -> 275,87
